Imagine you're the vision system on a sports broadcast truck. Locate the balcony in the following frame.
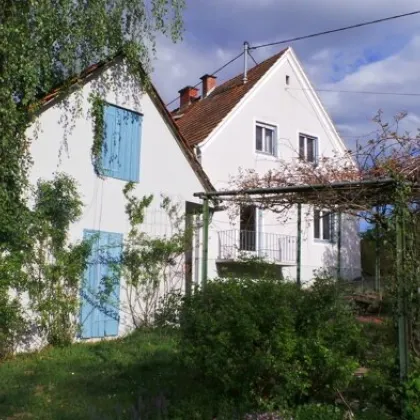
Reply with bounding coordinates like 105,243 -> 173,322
217,230 -> 297,265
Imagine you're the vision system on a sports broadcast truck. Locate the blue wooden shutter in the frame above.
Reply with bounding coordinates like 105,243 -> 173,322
101,104 -> 141,182
101,231 -> 123,336
80,230 -> 100,338
102,105 -> 119,176
79,230 -> 122,338
129,113 -> 142,182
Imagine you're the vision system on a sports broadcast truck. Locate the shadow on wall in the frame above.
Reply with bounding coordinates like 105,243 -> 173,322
321,214 -> 361,281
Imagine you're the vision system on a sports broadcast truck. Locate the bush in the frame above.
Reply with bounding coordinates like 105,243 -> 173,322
154,290 -> 183,328
179,275 -> 362,410
293,403 -> 343,420
0,292 -> 26,359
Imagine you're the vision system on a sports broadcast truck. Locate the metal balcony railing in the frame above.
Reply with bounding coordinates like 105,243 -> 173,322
217,230 -> 297,265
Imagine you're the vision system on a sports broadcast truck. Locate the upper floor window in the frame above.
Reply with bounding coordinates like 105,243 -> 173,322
256,122 -> 276,156
299,133 -> 318,163
100,103 -> 142,182
314,209 -> 335,242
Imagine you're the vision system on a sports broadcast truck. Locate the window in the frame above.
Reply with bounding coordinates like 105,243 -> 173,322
314,209 -> 335,242
100,103 -> 142,182
299,134 -> 318,163
240,205 -> 256,251
256,123 -> 276,156
285,75 -> 290,85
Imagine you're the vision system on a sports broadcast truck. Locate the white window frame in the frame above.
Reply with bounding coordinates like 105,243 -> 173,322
299,133 -> 318,164
313,209 -> 335,243
255,122 -> 277,156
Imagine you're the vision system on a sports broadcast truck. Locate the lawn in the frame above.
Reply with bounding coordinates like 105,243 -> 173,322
0,329 -> 213,420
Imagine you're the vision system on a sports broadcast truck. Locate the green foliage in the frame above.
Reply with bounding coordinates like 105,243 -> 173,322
348,321 -> 401,417
27,173 -> 90,346
179,274 -> 362,410
403,359 -> 420,419
0,292 -> 26,359
119,183 -> 191,327
90,95 -> 105,177
154,290 -> 183,328
0,0 -> 186,350
293,404 -> 343,420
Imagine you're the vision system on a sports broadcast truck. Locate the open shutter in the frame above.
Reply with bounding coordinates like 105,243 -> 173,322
101,104 -> 141,182
121,109 -> 141,182
102,231 -> 123,336
118,108 -> 132,181
79,230 -> 122,338
102,105 -> 119,176
80,230 -> 100,338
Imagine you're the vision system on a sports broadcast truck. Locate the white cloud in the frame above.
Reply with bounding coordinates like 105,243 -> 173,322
315,35 -> 420,142
150,1 -> 420,144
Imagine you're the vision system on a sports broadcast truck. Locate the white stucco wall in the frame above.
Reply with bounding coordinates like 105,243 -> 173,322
198,50 -> 361,283
25,63 -> 205,345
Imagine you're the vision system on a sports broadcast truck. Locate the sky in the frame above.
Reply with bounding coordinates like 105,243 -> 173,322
151,1 -> 420,151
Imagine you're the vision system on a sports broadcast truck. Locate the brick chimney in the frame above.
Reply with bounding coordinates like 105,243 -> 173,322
178,86 -> 199,110
200,74 -> 217,98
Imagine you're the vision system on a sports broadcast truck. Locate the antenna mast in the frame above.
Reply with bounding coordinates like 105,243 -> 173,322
243,41 -> 249,84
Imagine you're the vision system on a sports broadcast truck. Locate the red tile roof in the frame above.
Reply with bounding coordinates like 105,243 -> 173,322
173,48 -> 288,147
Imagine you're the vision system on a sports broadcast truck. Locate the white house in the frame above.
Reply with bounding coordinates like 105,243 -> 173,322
172,46 -> 361,285
26,55 -> 214,345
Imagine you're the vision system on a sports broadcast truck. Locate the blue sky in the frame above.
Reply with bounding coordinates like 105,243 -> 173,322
152,1 -> 420,149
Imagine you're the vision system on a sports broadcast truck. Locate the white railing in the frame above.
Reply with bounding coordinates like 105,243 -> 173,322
217,230 -> 297,265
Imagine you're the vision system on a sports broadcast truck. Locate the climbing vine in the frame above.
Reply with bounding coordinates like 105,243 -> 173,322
90,94 -> 106,177
0,0 -> 186,352
117,182 -> 191,327
26,173 -> 91,346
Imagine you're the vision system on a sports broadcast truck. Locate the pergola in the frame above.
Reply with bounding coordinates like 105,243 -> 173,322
194,177 -> 420,382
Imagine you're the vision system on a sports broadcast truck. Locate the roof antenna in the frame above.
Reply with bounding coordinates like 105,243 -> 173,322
243,41 -> 249,84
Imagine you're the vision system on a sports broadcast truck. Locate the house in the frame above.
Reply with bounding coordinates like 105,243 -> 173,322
172,46 -> 361,284
25,55 -> 214,346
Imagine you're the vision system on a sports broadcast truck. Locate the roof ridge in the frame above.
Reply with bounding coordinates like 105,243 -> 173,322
174,47 -> 289,146
207,47 -> 289,98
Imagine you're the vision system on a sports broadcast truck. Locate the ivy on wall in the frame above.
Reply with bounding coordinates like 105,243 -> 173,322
0,0 -> 186,353
90,94 -> 105,177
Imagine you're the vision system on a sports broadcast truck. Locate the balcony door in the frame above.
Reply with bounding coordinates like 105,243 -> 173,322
240,205 -> 257,251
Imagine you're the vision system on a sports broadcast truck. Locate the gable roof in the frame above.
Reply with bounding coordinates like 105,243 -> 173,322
35,55 -> 215,194
172,48 -> 288,147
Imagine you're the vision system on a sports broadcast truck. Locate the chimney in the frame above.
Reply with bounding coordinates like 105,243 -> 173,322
178,86 -> 199,110
200,74 -> 217,98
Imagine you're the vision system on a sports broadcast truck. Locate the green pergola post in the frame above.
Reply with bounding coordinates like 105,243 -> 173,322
396,204 -> 409,382
296,203 -> 302,287
201,197 -> 210,287
336,212 -> 342,279
375,208 -> 381,293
